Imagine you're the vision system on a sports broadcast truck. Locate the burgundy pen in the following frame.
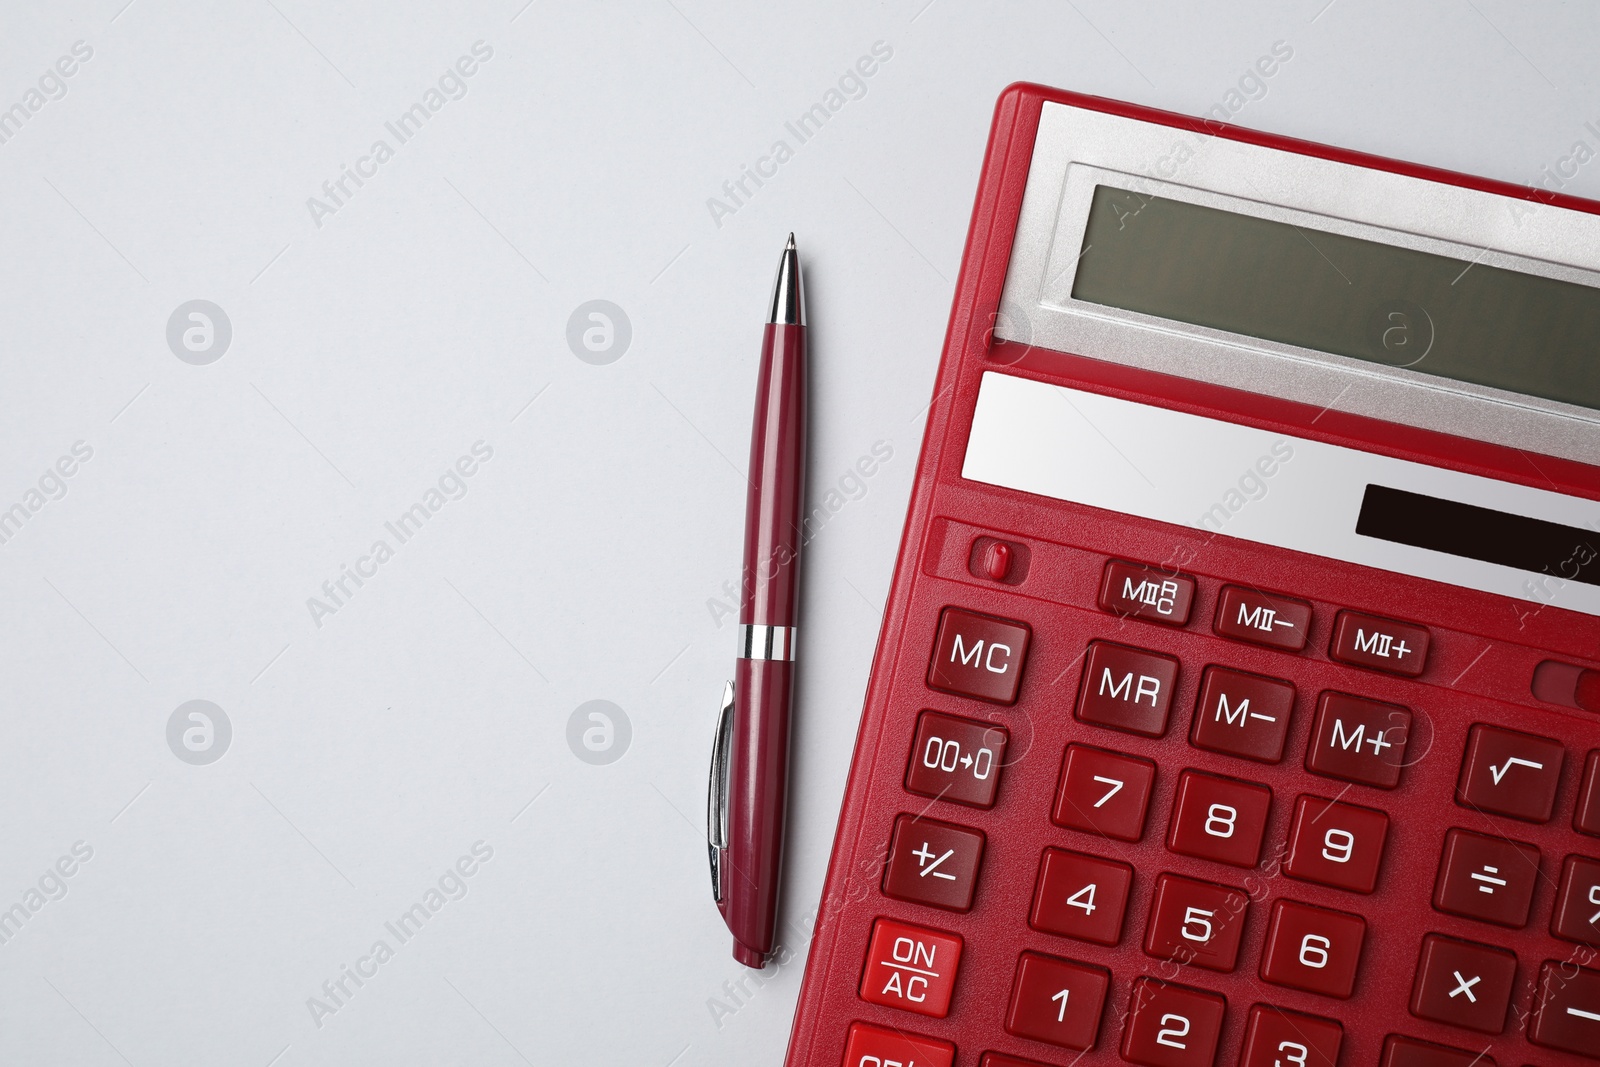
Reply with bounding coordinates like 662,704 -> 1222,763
708,234 -> 807,968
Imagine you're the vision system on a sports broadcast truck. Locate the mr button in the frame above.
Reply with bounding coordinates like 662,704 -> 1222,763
1076,641 -> 1180,737
928,608 -> 1031,704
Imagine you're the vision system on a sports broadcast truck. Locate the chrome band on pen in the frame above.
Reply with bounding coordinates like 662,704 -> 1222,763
738,624 -> 796,662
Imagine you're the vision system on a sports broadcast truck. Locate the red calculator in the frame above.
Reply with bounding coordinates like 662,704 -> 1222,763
782,85 -> 1600,1067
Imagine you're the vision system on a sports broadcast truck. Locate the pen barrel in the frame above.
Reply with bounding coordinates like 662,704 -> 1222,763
740,323 -> 807,627
722,656 -> 793,958
720,320 -> 804,965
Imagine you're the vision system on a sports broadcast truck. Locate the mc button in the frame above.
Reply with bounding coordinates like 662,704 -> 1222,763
928,608 -> 1030,705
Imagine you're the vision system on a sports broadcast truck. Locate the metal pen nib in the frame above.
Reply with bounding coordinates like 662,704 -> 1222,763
767,233 -> 804,326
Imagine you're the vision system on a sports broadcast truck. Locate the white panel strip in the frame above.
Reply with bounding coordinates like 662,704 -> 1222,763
961,372 -> 1600,617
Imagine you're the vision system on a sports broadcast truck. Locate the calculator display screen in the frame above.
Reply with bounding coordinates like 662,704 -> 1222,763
1071,185 -> 1600,412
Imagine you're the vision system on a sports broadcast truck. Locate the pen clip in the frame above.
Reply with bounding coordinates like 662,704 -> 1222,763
706,679 -> 735,903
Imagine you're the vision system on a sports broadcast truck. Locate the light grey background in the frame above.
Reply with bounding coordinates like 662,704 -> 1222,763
0,2 -> 1594,1064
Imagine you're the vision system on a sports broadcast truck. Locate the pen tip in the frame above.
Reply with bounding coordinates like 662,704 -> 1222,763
786,232 -> 795,251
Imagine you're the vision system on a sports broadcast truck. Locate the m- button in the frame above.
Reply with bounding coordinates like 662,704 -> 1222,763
928,607 -> 1031,705
1330,610 -> 1429,676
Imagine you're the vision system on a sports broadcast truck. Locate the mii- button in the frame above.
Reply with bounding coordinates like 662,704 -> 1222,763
928,608 -> 1030,705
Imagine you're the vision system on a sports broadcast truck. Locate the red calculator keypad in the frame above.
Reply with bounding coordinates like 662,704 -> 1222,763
1328,610 -> 1429,676
841,1021 -> 955,1067
1259,899 -> 1365,999
1284,795 -> 1389,893
928,607 -> 1030,704
804,535 -> 1600,1067
1076,640 -> 1180,737
1432,828 -> 1540,928
859,918 -> 962,1018
1143,873 -> 1249,971
905,711 -> 1009,808
1166,771 -> 1272,868
1213,585 -> 1313,651
1100,560 -> 1195,626
1238,1005 -> 1342,1067
1409,933 -> 1517,1034
1121,978 -> 1226,1067
1456,723 -> 1566,822
1305,692 -> 1412,788
1053,744 -> 1155,841
1030,847 -> 1132,945
1552,854 -> 1600,944
1004,951 -> 1110,1049
1189,667 -> 1295,763
882,815 -> 985,912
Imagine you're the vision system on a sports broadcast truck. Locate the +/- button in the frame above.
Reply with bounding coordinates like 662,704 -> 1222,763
881,814 -> 985,912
